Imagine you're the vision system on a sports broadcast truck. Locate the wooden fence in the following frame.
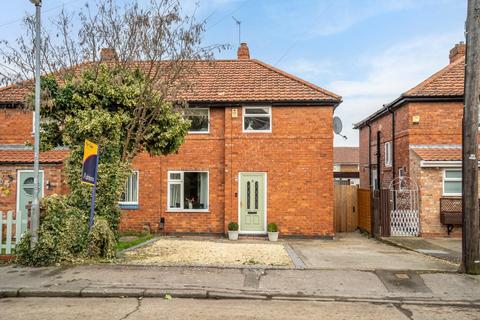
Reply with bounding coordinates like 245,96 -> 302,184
0,211 -> 22,255
334,185 -> 358,232
357,188 -> 371,233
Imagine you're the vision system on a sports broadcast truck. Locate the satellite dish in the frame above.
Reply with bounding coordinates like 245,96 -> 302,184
333,116 -> 348,140
333,116 -> 343,134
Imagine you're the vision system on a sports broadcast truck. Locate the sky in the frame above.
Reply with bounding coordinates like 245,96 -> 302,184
0,0 -> 468,146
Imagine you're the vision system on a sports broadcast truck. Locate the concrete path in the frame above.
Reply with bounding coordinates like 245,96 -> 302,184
379,236 -> 462,264
2,298 -> 480,320
289,233 -> 458,271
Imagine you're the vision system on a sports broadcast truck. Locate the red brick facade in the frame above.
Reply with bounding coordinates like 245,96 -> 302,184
121,106 -> 335,237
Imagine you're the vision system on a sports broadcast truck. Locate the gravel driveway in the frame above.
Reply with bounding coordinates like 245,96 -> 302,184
122,238 -> 293,267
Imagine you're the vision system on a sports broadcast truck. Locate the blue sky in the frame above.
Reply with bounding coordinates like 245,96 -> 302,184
0,0 -> 467,146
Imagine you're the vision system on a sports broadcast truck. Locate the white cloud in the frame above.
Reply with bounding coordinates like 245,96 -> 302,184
328,33 -> 462,146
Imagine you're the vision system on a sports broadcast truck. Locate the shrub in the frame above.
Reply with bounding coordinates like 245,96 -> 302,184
15,195 -> 116,266
228,221 -> 239,231
86,217 -> 116,260
267,223 -> 278,233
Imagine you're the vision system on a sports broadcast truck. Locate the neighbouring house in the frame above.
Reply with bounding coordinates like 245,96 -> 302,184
0,43 -> 342,237
333,147 -> 359,185
354,42 -> 469,237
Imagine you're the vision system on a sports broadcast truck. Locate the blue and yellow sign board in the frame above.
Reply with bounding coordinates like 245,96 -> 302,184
81,140 -> 99,186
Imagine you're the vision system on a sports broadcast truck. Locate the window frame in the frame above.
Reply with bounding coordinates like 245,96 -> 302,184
167,170 -> 209,212
185,107 -> 210,134
443,169 -> 462,196
119,171 -> 139,205
242,106 -> 272,133
384,141 -> 392,167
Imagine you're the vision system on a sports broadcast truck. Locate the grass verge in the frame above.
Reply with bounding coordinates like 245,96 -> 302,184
116,232 -> 153,251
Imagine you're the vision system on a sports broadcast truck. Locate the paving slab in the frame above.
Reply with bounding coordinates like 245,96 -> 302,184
380,236 -> 461,264
289,233 -> 457,271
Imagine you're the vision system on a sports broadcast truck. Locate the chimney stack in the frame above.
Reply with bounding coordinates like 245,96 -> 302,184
100,48 -> 118,62
449,42 -> 465,63
237,42 -> 250,60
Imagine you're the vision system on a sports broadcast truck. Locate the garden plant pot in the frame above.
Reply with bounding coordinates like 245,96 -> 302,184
228,230 -> 239,240
268,231 -> 279,242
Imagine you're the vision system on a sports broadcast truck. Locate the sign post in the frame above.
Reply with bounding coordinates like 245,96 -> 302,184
81,140 -> 100,229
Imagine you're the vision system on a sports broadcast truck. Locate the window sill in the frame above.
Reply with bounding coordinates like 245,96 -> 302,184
188,131 -> 210,135
242,130 -> 272,133
119,203 -> 139,210
166,209 -> 210,213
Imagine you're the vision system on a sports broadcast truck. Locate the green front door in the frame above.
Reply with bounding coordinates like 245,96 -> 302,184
17,171 -> 43,234
239,173 -> 266,232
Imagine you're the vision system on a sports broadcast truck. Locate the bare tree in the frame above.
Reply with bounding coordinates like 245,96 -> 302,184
0,0 -> 226,162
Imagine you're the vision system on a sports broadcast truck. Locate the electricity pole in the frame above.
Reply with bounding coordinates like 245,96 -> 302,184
462,0 -> 480,275
30,0 -> 42,245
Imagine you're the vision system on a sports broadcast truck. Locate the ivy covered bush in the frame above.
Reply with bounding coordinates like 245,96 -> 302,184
16,65 -> 190,266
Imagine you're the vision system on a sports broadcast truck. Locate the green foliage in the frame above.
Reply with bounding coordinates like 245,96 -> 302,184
267,223 -> 278,233
16,195 -> 89,266
86,217 -> 117,260
116,233 -> 153,251
16,196 -> 118,266
228,221 -> 239,231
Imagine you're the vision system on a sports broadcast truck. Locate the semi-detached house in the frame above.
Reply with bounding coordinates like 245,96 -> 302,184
0,43 -> 342,238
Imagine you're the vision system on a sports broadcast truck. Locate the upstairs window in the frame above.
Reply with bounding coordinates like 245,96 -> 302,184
243,106 -> 271,132
120,171 -> 139,205
443,169 -> 462,196
384,142 -> 392,167
185,108 -> 209,133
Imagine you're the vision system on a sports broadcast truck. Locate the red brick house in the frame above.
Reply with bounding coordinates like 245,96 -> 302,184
333,147 -> 359,185
0,43 -> 341,237
354,42 -> 469,237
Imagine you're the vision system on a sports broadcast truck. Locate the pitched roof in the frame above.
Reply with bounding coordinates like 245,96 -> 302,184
411,147 -> 461,161
334,147 -> 359,164
354,53 -> 465,129
0,149 -> 69,164
404,56 -> 465,97
0,59 -> 341,106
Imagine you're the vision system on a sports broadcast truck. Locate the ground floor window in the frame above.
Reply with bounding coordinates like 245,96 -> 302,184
168,171 -> 209,211
443,169 -> 461,196
120,171 -> 139,205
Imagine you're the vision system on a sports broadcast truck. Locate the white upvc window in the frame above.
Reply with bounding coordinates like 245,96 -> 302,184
443,169 -> 462,196
243,106 -> 271,132
185,107 -> 210,133
384,142 -> 392,167
167,171 -> 209,211
120,171 -> 139,205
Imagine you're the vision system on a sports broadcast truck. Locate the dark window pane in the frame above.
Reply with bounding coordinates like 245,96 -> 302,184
245,107 -> 269,115
244,116 -> 270,131
186,109 -> 209,132
183,172 -> 208,209
247,181 -> 250,209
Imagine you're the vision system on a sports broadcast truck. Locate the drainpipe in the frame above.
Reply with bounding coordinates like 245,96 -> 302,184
367,123 -> 374,234
389,108 -> 396,185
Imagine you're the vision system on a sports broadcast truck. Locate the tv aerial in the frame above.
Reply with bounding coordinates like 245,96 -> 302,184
232,16 -> 241,45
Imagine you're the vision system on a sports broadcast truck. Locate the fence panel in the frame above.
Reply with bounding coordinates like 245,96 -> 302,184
357,188 -> 371,233
0,211 -> 23,255
334,185 -> 358,232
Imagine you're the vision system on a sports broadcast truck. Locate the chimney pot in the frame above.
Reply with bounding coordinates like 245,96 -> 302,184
237,42 -> 250,60
100,48 -> 118,62
449,42 -> 465,63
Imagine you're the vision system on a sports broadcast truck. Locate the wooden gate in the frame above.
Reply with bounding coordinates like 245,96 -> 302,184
334,185 -> 358,232
357,188 -> 371,233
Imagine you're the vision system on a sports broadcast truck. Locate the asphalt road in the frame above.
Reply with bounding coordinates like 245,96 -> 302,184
1,298 -> 479,320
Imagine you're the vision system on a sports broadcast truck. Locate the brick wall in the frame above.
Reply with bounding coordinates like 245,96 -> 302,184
120,105 -> 335,237
0,164 -> 65,213
0,109 -> 33,144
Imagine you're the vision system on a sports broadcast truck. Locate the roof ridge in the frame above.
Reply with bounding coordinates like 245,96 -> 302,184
250,59 -> 342,101
404,56 -> 465,96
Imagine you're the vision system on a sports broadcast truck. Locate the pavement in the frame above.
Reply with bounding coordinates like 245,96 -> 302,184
2,298 -> 480,320
379,236 -> 462,264
0,232 -> 477,305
